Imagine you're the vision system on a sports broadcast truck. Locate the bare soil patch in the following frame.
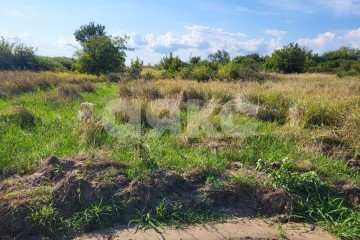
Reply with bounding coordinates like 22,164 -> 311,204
76,217 -> 336,240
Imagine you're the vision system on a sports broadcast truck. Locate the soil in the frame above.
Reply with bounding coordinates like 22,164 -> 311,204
76,217 -> 337,240
0,156 -> 354,239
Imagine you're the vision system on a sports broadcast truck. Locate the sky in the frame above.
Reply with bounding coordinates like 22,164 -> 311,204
0,0 -> 359,64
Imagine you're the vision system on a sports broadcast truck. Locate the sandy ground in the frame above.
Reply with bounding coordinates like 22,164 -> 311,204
75,217 -> 337,240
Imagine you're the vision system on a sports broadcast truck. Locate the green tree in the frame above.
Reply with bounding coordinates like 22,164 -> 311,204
74,23 -> 129,75
129,57 -> 144,79
158,54 -> 185,77
189,56 -> 201,65
75,35 -> 127,75
208,50 -> 230,64
74,22 -> 106,43
265,43 -> 311,73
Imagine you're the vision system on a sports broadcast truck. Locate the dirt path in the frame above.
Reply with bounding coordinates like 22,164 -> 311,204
75,217 -> 337,240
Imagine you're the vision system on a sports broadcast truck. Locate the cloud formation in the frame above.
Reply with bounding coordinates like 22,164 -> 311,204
298,28 -> 360,52
128,25 -> 286,55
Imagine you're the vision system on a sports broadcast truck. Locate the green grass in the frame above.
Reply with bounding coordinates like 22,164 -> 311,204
1,74 -> 359,239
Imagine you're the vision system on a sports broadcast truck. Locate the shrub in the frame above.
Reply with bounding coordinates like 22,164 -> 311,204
217,63 -> 238,80
0,37 -> 39,70
179,67 -> 193,79
107,73 -> 121,83
265,43 -> 310,73
129,57 -> 143,79
158,54 -> 185,78
208,50 -> 230,64
144,71 -> 154,80
192,65 -> 214,82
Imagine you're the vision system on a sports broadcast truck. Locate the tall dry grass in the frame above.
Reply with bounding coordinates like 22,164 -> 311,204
0,71 -> 104,97
120,74 -> 360,151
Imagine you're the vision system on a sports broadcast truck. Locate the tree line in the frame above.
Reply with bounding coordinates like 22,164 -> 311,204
1,22 -> 359,80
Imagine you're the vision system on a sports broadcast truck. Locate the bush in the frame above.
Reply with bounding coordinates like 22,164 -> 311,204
158,54 -> 185,78
265,43 -> 310,73
217,63 -> 238,80
0,37 -> 38,70
129,57 -> 143,79
179,67 -> 193,79
107,73 -> 121,83
192,65 -> 214,82
144,71 -> 154,80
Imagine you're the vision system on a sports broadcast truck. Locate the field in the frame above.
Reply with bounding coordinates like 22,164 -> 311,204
0,71 -> 359,239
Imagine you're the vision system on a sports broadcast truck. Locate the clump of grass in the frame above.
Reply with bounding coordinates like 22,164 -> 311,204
247,92 -> 293,124
76,81 -> 96,93
78,106 -> 110,147
257,158 -> 360,239
142,86 -> 163,100
0,105 -> 37,129
57,85 -> 83,99
304,103 -> 342,128
114,110 -> 130,124
118,84 -> 133,98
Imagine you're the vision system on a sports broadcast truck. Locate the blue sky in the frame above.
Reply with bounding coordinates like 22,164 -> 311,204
1,0 -> 359,64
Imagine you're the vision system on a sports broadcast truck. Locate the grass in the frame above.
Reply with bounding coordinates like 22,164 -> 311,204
0,71 -> 359,238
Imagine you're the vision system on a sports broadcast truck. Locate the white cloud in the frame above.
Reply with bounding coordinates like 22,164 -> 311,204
128,25 -> 283,55
298,28 -> 360,52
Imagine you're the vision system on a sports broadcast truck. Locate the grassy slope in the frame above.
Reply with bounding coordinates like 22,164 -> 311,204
0,71 -> 359,238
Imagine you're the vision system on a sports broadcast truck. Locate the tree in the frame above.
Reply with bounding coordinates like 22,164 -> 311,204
74,23 -> 129,75
129,57 -> 143,79
74,22 -> 106,43
75,35 -> 127,75
0,37 -> 39,70
208,50 -> 230,64
265,43 -> 311,73
189,56 -> 201,65
158,54 -> 185,77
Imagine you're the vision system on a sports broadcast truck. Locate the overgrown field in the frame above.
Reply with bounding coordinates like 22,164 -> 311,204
0,71 -> 359,239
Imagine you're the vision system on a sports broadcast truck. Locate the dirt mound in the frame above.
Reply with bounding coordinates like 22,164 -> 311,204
0,156 -> 295,238
315,136 -> 354,160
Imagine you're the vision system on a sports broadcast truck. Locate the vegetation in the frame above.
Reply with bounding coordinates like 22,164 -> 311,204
0,70 -> 359,239
0,37 -> 73,71
0,22 -> 359,239
74,22 -> 129,75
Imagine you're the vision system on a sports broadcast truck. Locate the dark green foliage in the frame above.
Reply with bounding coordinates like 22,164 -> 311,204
74,35 -> 127,75
208,50 -> 230,64
265,43 -> 311,73
192,64 -> 215,82
129,57 -> 144,79
158,54 -> 186,78
74,22 -> 129,75
0,37 -> 38,70
36,56 -> 75,71
0,37 -> 75,71
74,22 -> 106,43
189,56 -> 201,65
107,73 -> 122,83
